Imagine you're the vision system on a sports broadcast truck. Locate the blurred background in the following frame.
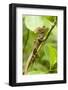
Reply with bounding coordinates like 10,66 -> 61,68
23,15 -> 57,75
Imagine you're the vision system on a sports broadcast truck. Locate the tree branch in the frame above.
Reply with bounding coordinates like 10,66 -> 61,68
43,21 -> 57,42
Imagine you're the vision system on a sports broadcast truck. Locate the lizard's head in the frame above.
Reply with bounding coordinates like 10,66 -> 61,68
35,26 -> 48,34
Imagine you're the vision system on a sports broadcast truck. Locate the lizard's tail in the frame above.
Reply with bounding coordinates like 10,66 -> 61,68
24,51 -> 33,74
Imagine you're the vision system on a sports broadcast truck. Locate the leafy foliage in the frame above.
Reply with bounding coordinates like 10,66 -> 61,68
23,15 -> 57,75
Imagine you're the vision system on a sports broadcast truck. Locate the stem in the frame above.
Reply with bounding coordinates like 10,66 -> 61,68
44,21 -> 57,42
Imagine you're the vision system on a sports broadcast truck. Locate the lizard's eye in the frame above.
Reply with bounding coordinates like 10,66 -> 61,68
43,26 -> 45,28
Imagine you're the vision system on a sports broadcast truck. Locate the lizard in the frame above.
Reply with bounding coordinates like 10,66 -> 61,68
24,26 -> 48,74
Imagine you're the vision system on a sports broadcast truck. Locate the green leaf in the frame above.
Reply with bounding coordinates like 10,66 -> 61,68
36,42 -> 57,72
23,30 -> 36,62
45,16 -> 57,23
44,44 -> 57,69
49,45 -> 57,68
49,63 -> 57,73
28,62 -> 49,74
24,16 -> 43,32
41,16 -> 53,29
38,43 -> 57,71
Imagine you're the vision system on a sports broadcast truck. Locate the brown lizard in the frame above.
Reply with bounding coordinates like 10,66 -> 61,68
24,26 -> 48,74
